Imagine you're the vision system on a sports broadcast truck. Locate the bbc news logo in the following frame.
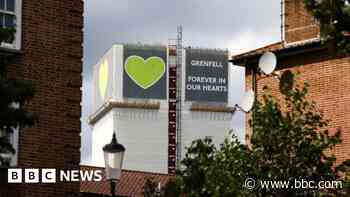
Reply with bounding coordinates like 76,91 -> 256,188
8,168 -> 103,183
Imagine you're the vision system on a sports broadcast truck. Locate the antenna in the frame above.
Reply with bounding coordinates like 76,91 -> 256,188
231,89 -> 255,115
258,52 -> 277,75
239,90 -> 255,113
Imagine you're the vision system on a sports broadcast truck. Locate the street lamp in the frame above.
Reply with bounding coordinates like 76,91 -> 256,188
103,132 -> 126,197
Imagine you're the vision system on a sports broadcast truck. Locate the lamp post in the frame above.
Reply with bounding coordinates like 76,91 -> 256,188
103,132 -> 126,197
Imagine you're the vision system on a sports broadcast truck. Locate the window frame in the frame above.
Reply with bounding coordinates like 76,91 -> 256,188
0,127 -> 19,167
0,0 -> 22,50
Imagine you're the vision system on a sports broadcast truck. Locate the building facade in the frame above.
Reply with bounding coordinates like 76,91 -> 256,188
231,0 -> 350,163
88,44 -> 233,175
0,0 -> 83,196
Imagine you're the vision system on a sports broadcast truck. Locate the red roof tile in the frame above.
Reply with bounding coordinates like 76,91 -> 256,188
80,165 -> 174,197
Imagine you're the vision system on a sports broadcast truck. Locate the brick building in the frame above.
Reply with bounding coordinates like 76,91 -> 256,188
0,0 -> 83,196
231,0 -> 350,163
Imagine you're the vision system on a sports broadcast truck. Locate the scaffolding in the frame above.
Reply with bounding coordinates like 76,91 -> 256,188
176,26 -> 183,168
167,26 -> 183,174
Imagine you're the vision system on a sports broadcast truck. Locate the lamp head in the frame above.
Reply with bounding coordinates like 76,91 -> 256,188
103,133 -> 126,181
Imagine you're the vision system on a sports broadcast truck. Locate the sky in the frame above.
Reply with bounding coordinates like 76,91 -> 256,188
81,0 -> 281,164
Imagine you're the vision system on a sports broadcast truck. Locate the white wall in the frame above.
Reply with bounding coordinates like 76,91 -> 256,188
114,108 -> 168,173
92,47 -> 115,112
180,111 -> 232,159
112,45 -> 124,101
91,110 -> 114,167
91,107 -> 168,173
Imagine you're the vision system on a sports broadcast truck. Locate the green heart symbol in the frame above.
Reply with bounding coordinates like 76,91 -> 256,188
125,56 -> 166,89
99,59 -> 109,99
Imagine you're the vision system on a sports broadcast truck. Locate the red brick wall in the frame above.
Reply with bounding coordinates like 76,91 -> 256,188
245,51 -> 350,164
1,0 -> 83,197
284,0 -> 320,43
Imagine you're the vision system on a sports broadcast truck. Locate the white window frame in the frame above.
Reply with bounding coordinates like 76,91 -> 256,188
0,0 -> 22,50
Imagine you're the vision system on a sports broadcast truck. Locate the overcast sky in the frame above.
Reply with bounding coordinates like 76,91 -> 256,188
81,0 -> 281,164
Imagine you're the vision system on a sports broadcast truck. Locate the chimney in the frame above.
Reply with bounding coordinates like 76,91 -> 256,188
283,0 -> 320,44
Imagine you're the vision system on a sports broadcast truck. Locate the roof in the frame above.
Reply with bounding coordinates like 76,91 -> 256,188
231,42 -> 284,62
89,101 -> 160,125
190,103 -> 234,113
80,165 -> 174,197
231,39 -> 323,66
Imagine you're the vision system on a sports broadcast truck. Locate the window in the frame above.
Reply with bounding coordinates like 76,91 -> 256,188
0,0 -> 21,50
0,103 -> 20,167
0,0 -> 16,28
8,127 -> 19,166
0,127 -> 18,167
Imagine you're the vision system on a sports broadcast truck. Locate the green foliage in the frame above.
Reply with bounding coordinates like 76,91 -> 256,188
143,177 -> 182,197
143,178 -> 159,197
161,179 -> 182,197
0,28 -> 37,166
179,138 -> 217,196
249,80 -> 349,196
176,136 -> 252,197
160,72 -> 350,196
304,0 -> 350,54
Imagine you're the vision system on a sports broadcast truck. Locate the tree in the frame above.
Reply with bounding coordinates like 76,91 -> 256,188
249,80 -> 350,196
177,136 -> 251,197
0,28 -> 37,166
304,0 -> 350,53
163,72 -> 350,196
